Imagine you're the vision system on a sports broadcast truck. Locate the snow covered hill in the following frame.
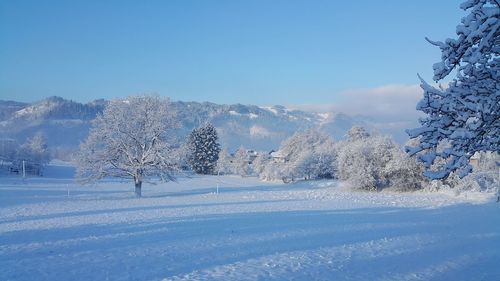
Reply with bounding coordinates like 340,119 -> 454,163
0,97 -> 106,150
0,164 -> 498,281
0,97 -> 366,153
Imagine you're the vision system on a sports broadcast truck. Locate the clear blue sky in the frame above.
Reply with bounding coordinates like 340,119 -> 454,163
0,0 -> 463,105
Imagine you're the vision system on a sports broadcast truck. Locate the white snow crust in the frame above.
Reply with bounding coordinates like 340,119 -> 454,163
1,163 -> 499,281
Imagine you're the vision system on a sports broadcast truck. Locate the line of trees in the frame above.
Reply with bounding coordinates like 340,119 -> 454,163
215,127 -> 428,192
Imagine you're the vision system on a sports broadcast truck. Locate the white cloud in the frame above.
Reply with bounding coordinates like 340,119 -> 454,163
289,84 -> 424,122
285,103 -> 337,113
286,84 -> 426,143
334,84 -> 424,121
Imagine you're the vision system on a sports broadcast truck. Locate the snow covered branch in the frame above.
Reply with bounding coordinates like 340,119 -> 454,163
407,0 -> 499,180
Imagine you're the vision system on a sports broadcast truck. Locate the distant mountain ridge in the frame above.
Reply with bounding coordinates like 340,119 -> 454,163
0,96 -> 365,155
4,96 -> 106,121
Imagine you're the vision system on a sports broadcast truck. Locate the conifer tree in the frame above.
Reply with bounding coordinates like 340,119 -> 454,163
187,123 -> 221,175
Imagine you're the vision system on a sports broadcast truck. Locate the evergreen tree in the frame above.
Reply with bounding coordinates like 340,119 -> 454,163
187,123 -> 221,175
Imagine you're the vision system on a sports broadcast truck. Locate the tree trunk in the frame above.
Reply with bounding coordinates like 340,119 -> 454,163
135,179 -> 142,198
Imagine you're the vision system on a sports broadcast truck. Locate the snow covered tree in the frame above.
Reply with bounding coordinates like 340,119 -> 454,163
337,135 -> 389,191
260,161 -> 283,181
14,133 -> 50,176
216,147 -> 234,175
339,128 -> 425,191
407,0 -> 500,180
251,153 -> 270,177
76,95 -> 179,198
186,123 -> 221,174
283,130 -> 336,181
280,130 -> 328,162
233,146 -> 250,176
383,147 -> 427,192
313,143 -> 338,179
261,130 -> 337,182
346,126 -> 370,141
294,151 -> 318,180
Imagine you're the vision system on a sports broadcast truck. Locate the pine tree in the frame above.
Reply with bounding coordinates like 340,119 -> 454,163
187,123 -> 221,175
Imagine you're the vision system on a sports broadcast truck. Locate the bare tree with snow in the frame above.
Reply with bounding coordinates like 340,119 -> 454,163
407,0 -> 499,180
76,95 -> 179,198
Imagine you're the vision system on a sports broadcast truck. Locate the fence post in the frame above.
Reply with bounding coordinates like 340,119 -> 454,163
497,166 -> 500,203
217,170 -> 220,194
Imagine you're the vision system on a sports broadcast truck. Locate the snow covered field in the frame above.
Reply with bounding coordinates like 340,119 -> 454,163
1,163 -> 499,281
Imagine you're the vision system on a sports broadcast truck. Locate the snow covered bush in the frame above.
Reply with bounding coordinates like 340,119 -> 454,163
295,142 -> 337,180
259,130 -> 337,182
337,135 -> 385,191
339,127 -> 425,191
383,148 -> 428,192
76,95 -> 179,198
407,0 -> 499,180
186,123 -> 221,175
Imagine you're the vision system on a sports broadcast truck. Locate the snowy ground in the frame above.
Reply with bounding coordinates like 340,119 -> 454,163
1,163 -> 499,281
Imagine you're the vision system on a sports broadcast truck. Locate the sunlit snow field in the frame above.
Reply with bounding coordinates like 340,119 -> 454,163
1,163 -> 499,281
